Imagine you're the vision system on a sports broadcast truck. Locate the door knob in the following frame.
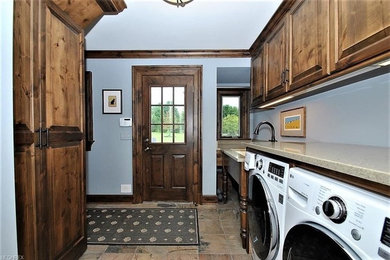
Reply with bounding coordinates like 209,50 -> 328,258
144,146 -> 151,152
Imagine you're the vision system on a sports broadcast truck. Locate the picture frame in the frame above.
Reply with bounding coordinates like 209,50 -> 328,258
280,107 -> 306,137
102,89 -> 122,114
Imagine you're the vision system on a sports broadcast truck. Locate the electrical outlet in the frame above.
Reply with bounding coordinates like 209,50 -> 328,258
121,184 -> 132,193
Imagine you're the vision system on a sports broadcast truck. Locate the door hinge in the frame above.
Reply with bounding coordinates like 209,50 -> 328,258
35,128 -> 49,149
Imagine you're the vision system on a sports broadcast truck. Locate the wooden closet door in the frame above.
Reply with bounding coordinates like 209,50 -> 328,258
13,0 -> 41,259
44,3 -> 86,259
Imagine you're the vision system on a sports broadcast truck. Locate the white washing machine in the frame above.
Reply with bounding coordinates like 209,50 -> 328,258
284,167 -> 390,260
247,153 -> 290,260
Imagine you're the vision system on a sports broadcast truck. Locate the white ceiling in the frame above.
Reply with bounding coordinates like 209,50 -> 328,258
86,0 -> 282,50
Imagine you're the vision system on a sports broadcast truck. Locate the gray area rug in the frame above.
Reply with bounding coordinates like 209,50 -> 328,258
87,208 -> 199,245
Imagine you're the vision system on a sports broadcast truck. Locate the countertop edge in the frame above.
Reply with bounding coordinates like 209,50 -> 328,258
245,143 -> 390,187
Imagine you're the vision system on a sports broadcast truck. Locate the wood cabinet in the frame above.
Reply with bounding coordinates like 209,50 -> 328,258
287,0 -> 330,90
251,47 -> 265,105
330,0 -> 390,72
14,1 -> 86,259
250,0 -> 390,108
264,18 -> 288,100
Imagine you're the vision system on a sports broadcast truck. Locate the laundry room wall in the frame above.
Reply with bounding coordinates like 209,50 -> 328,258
86,58 -> 250,196
251,72 -> 390,147
0,0 -> 18,255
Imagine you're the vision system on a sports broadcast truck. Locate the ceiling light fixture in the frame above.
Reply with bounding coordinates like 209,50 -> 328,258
163,0 -> 193,7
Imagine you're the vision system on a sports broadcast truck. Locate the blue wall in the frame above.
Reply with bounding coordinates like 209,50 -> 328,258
252,72 -> 390,147
0,0 -> 18,255
86,58 -> 251,196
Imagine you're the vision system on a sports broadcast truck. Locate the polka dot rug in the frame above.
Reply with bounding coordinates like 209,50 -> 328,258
87,208 -> 199,245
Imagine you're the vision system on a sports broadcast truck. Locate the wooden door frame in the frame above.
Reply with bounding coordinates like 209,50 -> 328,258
132,65 -> 202,204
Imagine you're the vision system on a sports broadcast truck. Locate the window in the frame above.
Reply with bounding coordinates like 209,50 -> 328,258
150,86 -> 186,143
217,89 -> 250,139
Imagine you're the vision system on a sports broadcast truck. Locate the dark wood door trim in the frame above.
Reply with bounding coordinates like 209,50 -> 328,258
86,49 -> 250,59
132,66 -> 202,204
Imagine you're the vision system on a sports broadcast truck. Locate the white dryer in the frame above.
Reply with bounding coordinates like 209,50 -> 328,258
248,154 -> 290,260
284,167 -> 390,260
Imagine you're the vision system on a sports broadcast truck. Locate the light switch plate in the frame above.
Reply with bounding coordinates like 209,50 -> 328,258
121,184 -> 132,193
120,132 -> 131,140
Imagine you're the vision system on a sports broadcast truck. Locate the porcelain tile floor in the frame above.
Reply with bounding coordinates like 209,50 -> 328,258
80,189 -> 251,260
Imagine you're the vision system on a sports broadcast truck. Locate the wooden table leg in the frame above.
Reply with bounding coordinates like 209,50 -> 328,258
239,163 -> 248,250
222,164 -> 227,204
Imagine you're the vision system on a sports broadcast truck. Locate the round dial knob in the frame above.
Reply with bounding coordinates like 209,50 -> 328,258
322,196 -> 347,224
256,159 -> 263,170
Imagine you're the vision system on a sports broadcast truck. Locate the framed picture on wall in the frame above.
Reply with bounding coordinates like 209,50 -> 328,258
280,107 -> 306,137
102,89 -> 122,114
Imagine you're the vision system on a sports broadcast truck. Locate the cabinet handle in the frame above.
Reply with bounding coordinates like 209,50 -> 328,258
284,69 -> 289,83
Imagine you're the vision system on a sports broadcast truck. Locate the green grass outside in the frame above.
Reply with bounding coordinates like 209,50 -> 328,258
151,132 -> 185,143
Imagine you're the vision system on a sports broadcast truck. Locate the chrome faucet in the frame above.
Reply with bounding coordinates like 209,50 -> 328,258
253,121 -> 277,142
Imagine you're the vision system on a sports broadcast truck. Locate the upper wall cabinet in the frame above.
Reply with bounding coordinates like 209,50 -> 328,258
250,0 -> 390,108
251,47 -> 265,105
287,0 -> 330,91
330,0 -> 390,72
264,18 -> 289,100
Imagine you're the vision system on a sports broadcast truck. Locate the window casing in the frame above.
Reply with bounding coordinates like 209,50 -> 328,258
217,89 -> 250,140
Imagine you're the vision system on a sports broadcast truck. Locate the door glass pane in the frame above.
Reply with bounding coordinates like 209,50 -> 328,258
174,125 -> 185,143
174,106 -> 185,124
151,125 -> 162,143
151,106 -> 161,124
151,87 -> 161,105
221,96 -> 240,137
163,87 -> 173,105
174,87 -> 185,105
162,106 -> 173,124
163,125 -> 173,143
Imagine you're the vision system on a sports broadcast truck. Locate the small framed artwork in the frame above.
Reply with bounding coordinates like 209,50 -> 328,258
102,89 -> 122,114
280,107 -> 306,137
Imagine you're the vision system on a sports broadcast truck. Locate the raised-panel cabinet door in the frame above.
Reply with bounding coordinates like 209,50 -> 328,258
288,0 -> 330,90
331,0 -> 390,71
251,47 -> 265,106
265,18 -> 288,101
45,3 -> 86,259
13,0 -> 41,259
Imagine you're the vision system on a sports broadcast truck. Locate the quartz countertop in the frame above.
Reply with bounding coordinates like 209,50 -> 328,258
222,149 -> 246,163
217,140 -> 248,163
244,141 -> 390,186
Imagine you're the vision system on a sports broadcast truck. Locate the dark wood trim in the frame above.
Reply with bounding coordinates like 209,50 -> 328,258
96,0 -> 127,14
246,147 -> 390,198
132,66 -> 203,204
87,195 -> 134,203
86,49 -> 251,59
201,196 -> 218,204
217,89 -> 250,140
85,71 -> 95,151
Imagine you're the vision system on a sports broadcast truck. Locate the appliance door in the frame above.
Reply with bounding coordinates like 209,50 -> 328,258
283,223 -> 361,260
248,174 -> 280,260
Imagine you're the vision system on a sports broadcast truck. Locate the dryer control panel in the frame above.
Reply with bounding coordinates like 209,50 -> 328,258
288,167 -> 390,260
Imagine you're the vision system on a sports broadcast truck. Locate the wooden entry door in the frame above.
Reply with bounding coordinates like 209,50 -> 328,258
13,1 -> 86,259
133,66 -> 202,203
